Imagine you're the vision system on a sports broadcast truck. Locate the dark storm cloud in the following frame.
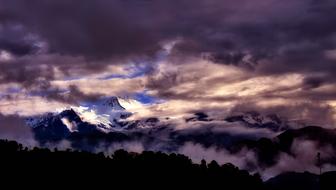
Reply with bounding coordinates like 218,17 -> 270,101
0,53 -> 106,99
0,0 -> 164,59
0,58 -> 55,87
0,56 -> 103,103
0,0 -> 335,73
303,76 -> 326,90
0,22 -> 39,56
30,83 -> 104,105
0,0 -> 335,110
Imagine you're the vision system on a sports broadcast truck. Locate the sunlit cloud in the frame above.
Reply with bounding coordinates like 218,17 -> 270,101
0,94 -> 70,116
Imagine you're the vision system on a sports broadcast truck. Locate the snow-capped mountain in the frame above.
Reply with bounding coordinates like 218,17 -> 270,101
24,96 -> 168,146
26,97 -> 137,134
225,111 -> 289,132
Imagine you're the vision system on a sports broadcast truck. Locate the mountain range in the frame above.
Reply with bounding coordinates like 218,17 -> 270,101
24,97 -> 336,177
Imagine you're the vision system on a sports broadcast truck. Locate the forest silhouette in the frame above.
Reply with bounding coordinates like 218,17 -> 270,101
0,139 -> 335,189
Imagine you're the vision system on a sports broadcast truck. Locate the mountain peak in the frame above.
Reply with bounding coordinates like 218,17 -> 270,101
101,97 -> 125,110
59,109 -> 82,123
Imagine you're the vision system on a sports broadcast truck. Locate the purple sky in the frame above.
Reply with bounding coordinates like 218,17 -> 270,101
0,0 -> 335,126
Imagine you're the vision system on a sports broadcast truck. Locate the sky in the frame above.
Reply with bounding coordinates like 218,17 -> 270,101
0,0 -> 336,128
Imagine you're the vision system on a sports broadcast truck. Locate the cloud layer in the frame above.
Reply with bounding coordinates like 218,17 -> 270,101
0,0 -> 335,122
0,1 -> 336,177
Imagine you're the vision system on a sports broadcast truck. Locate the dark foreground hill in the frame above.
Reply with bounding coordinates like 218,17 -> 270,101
265,171 -> 336,190
0,139 -> 335,189
0,139 -> 263,189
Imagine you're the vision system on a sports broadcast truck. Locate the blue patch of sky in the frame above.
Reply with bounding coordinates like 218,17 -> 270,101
0,87 -> 22,98
100,63 -> 154,80
100,44 -> 172,80
133,91 -> 165,105
6,87 -> 22,94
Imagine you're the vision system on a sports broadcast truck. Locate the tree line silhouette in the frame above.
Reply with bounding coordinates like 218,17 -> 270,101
0,139 -> 335,189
